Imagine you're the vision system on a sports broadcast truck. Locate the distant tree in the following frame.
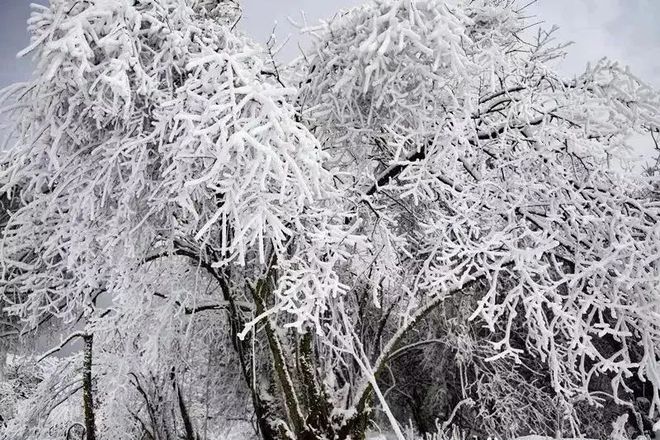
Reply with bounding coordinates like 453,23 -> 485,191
1,0 -> 659,439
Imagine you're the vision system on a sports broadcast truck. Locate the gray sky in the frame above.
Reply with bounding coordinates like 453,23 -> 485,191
528,0 -> 660,87
1,0 -> 658,87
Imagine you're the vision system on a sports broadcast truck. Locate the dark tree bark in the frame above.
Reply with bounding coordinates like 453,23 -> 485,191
176,383 -> 196,440
82,334 -> 96,440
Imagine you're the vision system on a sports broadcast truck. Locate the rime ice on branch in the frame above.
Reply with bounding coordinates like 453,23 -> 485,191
1,0 -> 660,439
300,0 -> 660,429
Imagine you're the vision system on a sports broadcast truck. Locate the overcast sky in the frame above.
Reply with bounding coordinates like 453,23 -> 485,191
1,0 -> 658,87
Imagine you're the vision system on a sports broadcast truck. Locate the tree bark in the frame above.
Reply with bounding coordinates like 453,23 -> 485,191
176,381 -> 196,440
252,279 -> 306,437
82,334 -> 96,440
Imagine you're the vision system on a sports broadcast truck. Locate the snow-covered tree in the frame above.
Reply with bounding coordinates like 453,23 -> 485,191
0,0 -> 354,438
296,1 -> 660,437
1,0 -> 659,439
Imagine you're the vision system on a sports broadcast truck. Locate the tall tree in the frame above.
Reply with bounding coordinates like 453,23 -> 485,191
0,0 -> 351,438
297,1 -> 660,437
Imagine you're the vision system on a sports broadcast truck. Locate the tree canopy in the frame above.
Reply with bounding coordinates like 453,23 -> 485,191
1,1 -> 659,439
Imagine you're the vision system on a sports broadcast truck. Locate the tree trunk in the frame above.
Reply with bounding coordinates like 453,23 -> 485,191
82,334 -> 96,440
252,280 -> 305,437
176,382 -> 196,440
